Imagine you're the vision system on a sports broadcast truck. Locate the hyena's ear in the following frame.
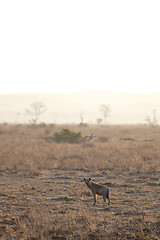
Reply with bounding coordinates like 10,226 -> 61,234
89,178 -> 91,180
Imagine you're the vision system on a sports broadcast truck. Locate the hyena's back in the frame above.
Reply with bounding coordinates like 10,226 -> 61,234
92,183 -> 109,195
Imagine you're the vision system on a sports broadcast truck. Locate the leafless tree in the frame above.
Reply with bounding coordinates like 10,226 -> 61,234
99,104 -> 111,124
96,118 -> 103,125
25,101 -> 47,124
145,109 -> 158,127
80,111 -> 85,124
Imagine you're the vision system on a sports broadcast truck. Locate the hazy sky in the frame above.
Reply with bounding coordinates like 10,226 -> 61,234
0,1 -> 160,94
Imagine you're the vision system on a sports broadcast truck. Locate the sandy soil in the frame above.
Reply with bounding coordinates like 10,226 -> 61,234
0,168 -> 160,239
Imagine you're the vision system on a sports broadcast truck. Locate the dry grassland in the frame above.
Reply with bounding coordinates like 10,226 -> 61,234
0,123 -> 160,239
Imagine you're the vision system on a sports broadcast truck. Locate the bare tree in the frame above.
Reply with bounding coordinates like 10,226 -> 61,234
145,109 -> 158,127
25,101 -> 47,124
96,118 -> 103,125
99,104 -> 111,124
80,111 -> 84,124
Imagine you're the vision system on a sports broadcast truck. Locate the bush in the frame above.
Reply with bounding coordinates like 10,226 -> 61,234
78,122 -> 88,128
54,128 -> 81,143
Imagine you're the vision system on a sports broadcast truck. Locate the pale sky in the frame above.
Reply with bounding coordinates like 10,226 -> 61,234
0,0 -> 160,94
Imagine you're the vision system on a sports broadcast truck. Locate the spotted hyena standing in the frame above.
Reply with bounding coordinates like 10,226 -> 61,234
84,178 -> 110,205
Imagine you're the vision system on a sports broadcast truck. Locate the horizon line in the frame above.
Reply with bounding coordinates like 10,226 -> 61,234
0,89 -> 160,95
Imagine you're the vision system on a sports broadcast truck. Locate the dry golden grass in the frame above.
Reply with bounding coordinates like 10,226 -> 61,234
0,123 -> 160,239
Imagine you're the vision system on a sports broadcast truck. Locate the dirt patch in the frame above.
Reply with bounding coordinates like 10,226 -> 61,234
0,168 -> 160,239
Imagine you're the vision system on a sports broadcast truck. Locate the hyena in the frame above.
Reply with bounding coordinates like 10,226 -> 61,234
84,178 -> 110,205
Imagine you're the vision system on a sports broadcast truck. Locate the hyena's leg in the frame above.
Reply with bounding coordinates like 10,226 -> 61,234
102,194 -> 106,204
93,194 -> 96,205
106,192 -> 110,205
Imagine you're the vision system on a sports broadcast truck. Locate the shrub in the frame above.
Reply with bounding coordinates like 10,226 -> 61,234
78,122 -> 88,128
54,128 -> 81,143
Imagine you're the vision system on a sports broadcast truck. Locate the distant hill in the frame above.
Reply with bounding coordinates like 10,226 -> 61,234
0,91 -> 160,124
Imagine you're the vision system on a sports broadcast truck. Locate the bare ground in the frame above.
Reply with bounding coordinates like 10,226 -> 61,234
0,167 -> 160,239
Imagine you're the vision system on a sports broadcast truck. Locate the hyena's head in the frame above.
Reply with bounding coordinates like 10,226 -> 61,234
84,178 -> 92,187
